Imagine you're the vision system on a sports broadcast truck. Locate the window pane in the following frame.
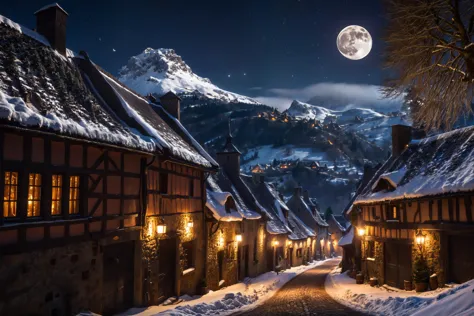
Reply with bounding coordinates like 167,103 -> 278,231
3,171 -> 18,217
69,176 -> 80,214
27,173 -> 41,217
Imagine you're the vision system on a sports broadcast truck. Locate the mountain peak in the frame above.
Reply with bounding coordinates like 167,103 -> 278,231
118,48 -> 259,104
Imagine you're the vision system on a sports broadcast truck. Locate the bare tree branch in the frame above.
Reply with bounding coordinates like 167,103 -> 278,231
383,0 -> 474,131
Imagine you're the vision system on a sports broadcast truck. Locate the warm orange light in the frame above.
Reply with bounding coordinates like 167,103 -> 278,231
272,240 -> 279,246
187,221 -> 194,228
357,228 -> 366,237
236,234 -> 242,242
157,224 -> 167,235
328,140 -> 333,145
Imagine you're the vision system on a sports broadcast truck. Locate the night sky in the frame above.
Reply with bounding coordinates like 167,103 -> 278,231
1,0 -> 387,102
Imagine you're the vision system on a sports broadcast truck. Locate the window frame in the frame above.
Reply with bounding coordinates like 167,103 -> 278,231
3,171 -> 19,218
182,240 -> 195,271
27,173 -> 42,218
68,175 -> 80,215
51,174 -> 63,216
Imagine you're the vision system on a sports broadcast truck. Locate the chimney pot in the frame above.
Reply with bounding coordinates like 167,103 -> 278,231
391,125 -> 412,157
35,3 -> 68,56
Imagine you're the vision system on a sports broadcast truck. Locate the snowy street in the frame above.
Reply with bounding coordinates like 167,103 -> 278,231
120,259 -> 351,316
237,259 -> 363,316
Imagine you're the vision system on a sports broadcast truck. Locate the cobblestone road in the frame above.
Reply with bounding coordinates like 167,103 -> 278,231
237,259 -> 365,316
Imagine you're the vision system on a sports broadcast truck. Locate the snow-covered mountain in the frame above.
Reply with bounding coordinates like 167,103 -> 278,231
285,100 -> 385,123
285,100 -> 409,147
118,48 -> 260,104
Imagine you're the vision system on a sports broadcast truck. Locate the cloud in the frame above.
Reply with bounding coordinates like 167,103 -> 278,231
249,86 -> 263,91
255,82 -> 403,112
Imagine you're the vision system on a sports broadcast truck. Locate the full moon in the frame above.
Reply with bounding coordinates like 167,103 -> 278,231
337,25 -> 372,60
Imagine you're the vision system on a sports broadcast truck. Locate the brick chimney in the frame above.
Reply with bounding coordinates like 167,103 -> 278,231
391,125 -> 412,157
35,3 -> 68,56
159,91 -> 181,121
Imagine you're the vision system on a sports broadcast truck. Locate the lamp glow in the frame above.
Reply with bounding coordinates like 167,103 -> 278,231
272,240 -> 279,246
357,228 -> 366,237
236,234 -> 242,242
157,224 -> 167,235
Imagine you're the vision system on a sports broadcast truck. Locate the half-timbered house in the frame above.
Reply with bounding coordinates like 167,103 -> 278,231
286,187 -> 330,259
0,4 -> 218,314
0,6 -> 156,315
351,124 -> 474,289
205,173 -> 262,291
326,213 -> 346,256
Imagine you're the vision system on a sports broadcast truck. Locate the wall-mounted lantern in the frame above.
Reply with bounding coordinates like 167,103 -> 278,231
219,236 -> 225,248
357,227 -> 366,237
236,234 -> 242,243
272,240 -> 279,247
287,240 -> 292,246
157,223 -> 167,235
185,220 -> 194,233
415,230 -> 426,251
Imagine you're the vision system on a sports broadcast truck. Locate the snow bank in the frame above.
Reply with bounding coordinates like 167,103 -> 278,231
325,268 -> 471,316
122,260 -> 331,316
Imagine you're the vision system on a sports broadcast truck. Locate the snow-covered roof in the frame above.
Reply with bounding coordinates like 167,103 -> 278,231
207,172 -> 261,220
205,190 -> 243,222
0,18 -> 155,152
327,213 -> 346,232
240,176 -> 291,235
288,211 -> 315,240
372,167 -> 407,191
338,225 -> 354,247
357,126 -> 474,204
97,69 -> 218,169
302,197 -> 329,227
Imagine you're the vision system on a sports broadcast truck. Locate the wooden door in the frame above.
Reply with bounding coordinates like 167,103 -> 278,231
244,245 -> 249,278
157,238 -> 177,302
102,241 -> 135,316
288,248 -> 294,267
385,242 -> 412,289
266,247 -> 274,271
449,235 -> 474,283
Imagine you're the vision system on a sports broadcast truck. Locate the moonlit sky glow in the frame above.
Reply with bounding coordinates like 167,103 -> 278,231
2,0 -> 386,106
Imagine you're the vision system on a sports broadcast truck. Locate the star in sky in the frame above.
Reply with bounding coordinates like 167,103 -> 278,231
228,74 -> 231,78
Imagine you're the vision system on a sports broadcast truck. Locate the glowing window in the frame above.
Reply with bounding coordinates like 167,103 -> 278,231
27,173 -> 42,217
51,175 -> 62,215
69,176 -> 80,214
3,171 -> 18,217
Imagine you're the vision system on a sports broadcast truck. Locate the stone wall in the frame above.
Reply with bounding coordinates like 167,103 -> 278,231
411,231 -> 444,286
143,212 -> 205,303
0,240 -> 103,315
206,221 -> 239,291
